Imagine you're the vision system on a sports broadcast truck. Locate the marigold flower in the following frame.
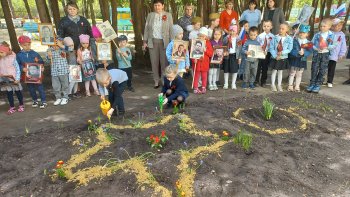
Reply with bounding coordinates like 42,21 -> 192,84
56,164 -> 61,169
223,131 -> 229,136
57,160 -> 64,165
161,130 -> 166,137
181,191 -> 185,196
88,120 -> 92,124
150,134 -> 154,140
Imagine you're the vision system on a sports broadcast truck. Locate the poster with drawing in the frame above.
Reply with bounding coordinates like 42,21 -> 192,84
97,21 -> 118,42
97,42 -> 112,61
69,65 -> 82,82
39,24 -> 55,45
24,63 -> 43,84
172,40 -> 189,61
211,46 -> 227,64
190,39 -> 205,59
247,45 -> 266,59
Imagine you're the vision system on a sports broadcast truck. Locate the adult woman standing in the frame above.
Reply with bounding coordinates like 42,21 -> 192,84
143,0 -> 173,88
240,0 -> 261,28
262,0 -> 285,35
219,0 -> 239,35
57,2 -> 92,50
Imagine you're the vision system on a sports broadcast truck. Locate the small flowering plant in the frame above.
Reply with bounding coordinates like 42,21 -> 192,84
222,130 -> 230,141
87,119 -> 98,133
146,130 -> 169,149
175,181 -> 186,197
55,160 -> 65,179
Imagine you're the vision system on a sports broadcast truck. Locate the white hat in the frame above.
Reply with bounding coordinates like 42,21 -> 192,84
333,18 -> 344,25
198,27 -> 209,37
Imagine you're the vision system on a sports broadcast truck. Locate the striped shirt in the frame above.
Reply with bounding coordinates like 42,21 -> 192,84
47,48 -> 69,77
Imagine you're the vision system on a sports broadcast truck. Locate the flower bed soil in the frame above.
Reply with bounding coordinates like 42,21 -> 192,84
1,93 -> 350,196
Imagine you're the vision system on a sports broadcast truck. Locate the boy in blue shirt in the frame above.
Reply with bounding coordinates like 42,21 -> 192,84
116,35 -> 134,92
240,26 -> 261,89
16,35 -> 47,108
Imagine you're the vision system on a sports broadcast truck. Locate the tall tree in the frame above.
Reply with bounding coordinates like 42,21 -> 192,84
0,0 -> 20,52
309,0 -> 319,38
89,0 -> 96,25
130,0 -> 144,61
338,0 -> 343,7
324,0 -> 332,17
23,0 -> 33,19
60,0 -> 67,15
343,2 -> 350,31
50,0 -> 61,29
318,0 -> 326,22
8,0 -> 15,18
111,0 -> 117,31
169,0 -> 178,24
83,0 -> 89,18
99,0 -> 110,21
196,0 -> 202,17
35,0 -> 51,23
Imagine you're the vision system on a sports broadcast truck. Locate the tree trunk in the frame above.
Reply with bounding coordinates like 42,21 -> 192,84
23,0 -> 33,19
8,0 -> 15,18
61,0 -> 67,15
202,0 -> 209,25
285,0 -> 294,21
318,0 -> 326,22
50,0 -> 61,30
89,0 -> 96,25
324,0 -> 332,17
169,0 -> 178,24
343,2 -> 350,31
84,0 -> 89,18
280,0 -> 286,9
99,0 -> 110,21
196,0 -> 202,17
130,0 -> 146,67
309,0 -> 319,38
0,0 -> 20,52
110,0 -> 117,32
338,0 -> 343,7
35,0 -> 51,23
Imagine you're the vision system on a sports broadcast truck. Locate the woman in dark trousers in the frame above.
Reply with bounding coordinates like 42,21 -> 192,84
57,2 -> 93,50
262,0 -> 285,35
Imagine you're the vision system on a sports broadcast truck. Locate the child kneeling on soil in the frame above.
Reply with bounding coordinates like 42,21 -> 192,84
160,65 -> 189,107
96,68 -> 128,117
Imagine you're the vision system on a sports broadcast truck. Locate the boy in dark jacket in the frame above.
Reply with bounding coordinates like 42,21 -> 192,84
160,65 -> 189,107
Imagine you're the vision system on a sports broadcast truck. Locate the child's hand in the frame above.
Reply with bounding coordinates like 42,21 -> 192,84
162,98 -> 168,105
100,95 -> 105,100
276,56 -> 281,60
117,48 -> 122,54
263,51 -> 267,55
107,108 -> 114,117
14,80 -> 19,84
246,51 -> 251,55
23,68 -> 28,72
122,52 -> 128,57
185,65 -> 189,70
299,49 -> 304,55
224,51 -> 229,56
238,59 -> 241,65
277,51 -> 282,56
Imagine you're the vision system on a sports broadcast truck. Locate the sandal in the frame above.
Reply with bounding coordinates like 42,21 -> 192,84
287,85 -> 294,92
7,107 -> 16,115
94,90 -> 100,96
17,105 -> 25,112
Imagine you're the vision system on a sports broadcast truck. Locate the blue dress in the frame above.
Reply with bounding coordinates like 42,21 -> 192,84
288,38 -> 313,69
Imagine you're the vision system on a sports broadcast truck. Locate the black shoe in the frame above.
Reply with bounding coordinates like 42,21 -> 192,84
216,81 -> 222,87
128,87 -> 135,92
73,93 -> 81,98
343,79 -> 350,85
39,102 -> 48,109
32,101 -> 39,108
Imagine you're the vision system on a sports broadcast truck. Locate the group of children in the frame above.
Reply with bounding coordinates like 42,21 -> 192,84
0,26 -> 134,115
164,15 -> 347,96
0,15 -> 348,115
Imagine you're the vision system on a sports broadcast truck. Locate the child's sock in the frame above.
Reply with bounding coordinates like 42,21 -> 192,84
212,68 -> 217,85
271,69 -> 277,86
232,73 -> 237,87
85,81 -> 91,95
224,73 -> 229,88
288,69 -> 296,86
216,68 -> 220,82
295,70 -> 303,89
208,69 -> 213,87
277,70 -> 283,86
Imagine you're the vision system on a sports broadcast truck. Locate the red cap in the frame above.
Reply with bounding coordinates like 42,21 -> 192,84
18,35 -> 32,44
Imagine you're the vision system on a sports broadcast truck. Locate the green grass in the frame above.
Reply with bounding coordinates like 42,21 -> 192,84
233,130 -> 253,152
262,98 -> 275,120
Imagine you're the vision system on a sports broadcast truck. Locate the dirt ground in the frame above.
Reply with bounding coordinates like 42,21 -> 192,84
1,66 -> 350,196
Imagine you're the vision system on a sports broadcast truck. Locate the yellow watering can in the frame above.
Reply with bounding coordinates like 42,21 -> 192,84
100,100 -> 111,116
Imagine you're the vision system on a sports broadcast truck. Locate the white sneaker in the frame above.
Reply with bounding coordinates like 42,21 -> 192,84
60,98 -> 68,105
327,83 -> 333,88
213,85 -> 218,90
54,99 -> 62,106
277,85 -> 283,92
209,85 -> 214,91
223,84 -> 228,89
231,84 -> 237,90
271,85 -> 277,92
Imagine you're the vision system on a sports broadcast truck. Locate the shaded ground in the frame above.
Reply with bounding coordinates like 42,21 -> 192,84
1,90 -> 350,196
